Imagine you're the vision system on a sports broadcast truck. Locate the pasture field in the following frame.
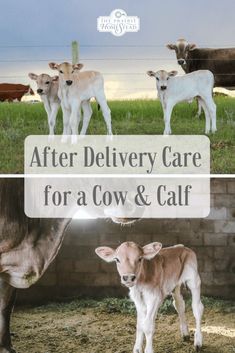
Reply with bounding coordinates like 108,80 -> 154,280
12,296 -> 235,353
0,97 -> 234,173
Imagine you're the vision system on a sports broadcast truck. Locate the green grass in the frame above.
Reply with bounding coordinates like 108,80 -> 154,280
0,97 -> 234,173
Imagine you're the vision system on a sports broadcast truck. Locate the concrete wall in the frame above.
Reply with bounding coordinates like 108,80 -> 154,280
18,178 -> 235,303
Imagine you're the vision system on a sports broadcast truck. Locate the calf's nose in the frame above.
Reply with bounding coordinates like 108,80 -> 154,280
178,59 -> 185,65
161,86 -> 167,91
66,80 -> 73,86
37,88 -> 43,94
122,274 -> 136,282
130,275 -> 136,282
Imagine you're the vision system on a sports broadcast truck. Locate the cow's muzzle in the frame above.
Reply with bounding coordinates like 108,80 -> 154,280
66,80 -> 73,86
121,274 -> 136,287
161,86 -> 167,91
178,59 -> 185,65
37,89 -> 43,94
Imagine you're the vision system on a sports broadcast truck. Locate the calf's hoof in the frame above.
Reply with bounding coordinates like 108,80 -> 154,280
195,345 -> 202,352
183,335 -> 191,342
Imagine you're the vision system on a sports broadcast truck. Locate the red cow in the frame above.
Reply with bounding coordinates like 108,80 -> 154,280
0,83 -> 34,102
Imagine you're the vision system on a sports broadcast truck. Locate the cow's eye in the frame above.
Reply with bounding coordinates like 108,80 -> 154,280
167,77 -> 170,80
138,257 -> 142,262
71,70 -> 74,74
45,81 -> 50,84
59,70 -> 63,74
115,258 -> 120,263
156,77 -> 159,81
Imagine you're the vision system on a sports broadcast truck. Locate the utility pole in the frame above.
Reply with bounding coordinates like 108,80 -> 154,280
71,41 -> 79,64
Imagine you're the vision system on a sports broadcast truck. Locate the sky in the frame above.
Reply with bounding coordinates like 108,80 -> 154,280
1,0 -> 235,99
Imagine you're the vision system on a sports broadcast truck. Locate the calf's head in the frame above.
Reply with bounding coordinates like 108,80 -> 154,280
28,73 -> 58,95
166,38 -> 197,66
49,62 -> 83,86
147,70 -> 178,91
95,241 -> 162,288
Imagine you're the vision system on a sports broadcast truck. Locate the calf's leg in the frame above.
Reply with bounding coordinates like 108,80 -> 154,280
80,100 -> 93,135
172,285 -> 189,340
0,279 -> 17,353
61,104 -> 71,143
198,98 -> 210,134
48,103 -> 60,139
187,275 -> 204,351
95,93 -> 112,135
163,103 -> 174,135
142,292 -> 162,353
131,290 -> 146,353
70,100 -> 81,144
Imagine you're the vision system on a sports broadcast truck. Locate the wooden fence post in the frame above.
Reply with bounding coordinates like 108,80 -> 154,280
71,41 -> 79,64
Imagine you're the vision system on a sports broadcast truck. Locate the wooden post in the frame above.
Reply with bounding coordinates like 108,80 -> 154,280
72,41 -> 79,64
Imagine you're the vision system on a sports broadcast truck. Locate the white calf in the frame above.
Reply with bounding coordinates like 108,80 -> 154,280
96,242 -> 204,353
28,73 -> 60,138
147,69 -> 217,135
49,62 -> 112,143
29,72 -> 94,139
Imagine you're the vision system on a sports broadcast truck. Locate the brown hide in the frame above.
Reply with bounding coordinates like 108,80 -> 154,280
0,84 -> 34,102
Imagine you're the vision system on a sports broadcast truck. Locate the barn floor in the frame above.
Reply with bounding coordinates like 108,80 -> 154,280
11,297 -> 235,353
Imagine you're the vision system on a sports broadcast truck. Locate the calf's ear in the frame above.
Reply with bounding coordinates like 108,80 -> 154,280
169,70 -> 178,77
147,70 -> 156,77
73,63 -> 84,71
49,62 -> 59,70
28,73 -> 38,80
52,75 -> 59,82
143,242 -> 162,260
95,246 -> 116,262
188,43 -> 196,51
166,44 -> 176,50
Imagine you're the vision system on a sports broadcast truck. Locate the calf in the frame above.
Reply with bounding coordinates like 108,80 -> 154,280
28,72 -> 94,138
147,69 -> 216,135
28,73 -> 60,138
96,242 -> 204,353
49,62 -> 112,143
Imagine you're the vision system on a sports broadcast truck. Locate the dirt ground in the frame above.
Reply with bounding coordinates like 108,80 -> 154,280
11,298 -> 235,353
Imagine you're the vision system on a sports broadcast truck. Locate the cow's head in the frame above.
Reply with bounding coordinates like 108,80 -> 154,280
28,73 -> 58,95
49,62 -> 84,86
95,241 -> 162,288
147,70 -> 178,91
166,39 -> 197,66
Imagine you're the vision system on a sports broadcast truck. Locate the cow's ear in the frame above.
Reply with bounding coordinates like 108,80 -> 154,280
52,75 -> 59,82
168,70 -> 178,77
49,62 -> 59,70
147,70 -> 156,77
188,43 -> 197,51
72,63 -> 84,71
143,242 -> 162,260
28,73 -> 38,80
95,246 -> 116,262
166,44 -> 176,50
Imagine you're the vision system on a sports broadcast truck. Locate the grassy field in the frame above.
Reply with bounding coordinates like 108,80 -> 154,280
12,296 -> 235,353
0,97 -> 234,173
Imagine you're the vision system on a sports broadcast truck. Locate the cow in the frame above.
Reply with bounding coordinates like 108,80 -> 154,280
167,38 -> 235,116
96,241 -> 204,353
0,84 -> 34,102
49,62 -> 112,143
0,178 -> 133,353
28,73 -> 95,138
147,69 -> 216,135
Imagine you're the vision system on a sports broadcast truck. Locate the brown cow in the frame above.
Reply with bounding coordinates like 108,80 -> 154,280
0,178 -> 133,353
0,84 -> 34,102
